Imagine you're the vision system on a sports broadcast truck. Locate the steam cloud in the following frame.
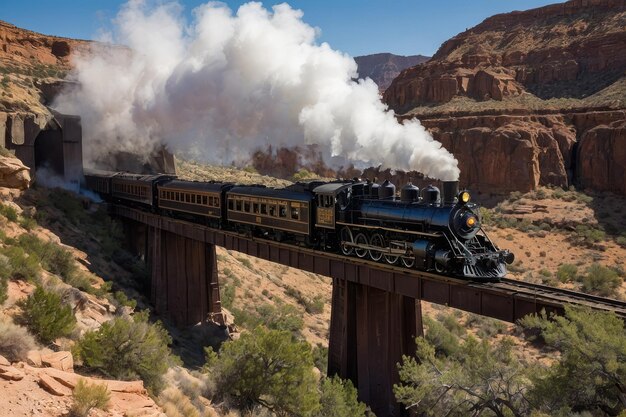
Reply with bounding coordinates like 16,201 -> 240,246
54,0 -> 460,181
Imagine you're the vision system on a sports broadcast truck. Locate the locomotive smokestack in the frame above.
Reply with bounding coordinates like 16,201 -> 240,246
443,181 -> 459,205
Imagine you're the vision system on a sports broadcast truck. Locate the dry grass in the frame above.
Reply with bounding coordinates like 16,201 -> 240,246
175,159 -> 292,188
0,316 -> 37,362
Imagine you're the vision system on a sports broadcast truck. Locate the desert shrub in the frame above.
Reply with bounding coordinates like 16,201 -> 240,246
424,316 -> 459,357
112,290 -> 137,309
208,327 -> 319,415
466,314 -> 507,339
617,236 -> 626,248
580,263 -> 621,297
74,311 -> 172,393
508,191 -> 522,202
18,286 -> 76,344
312,344 -> 328,372
236,256 -> 253,269
574,225 -> 606,244
316,376 -> 367,417
437,312 -> 466,337
291,169 -> 314,182
16,234 -> 77,281
252,302 -> 304,333
18,216 -> 37,231
159,386 -> 200,417
520,306 -> 626,415
0,246 -> 40,281
539,269 -> 552,277
556,264 -> 577,283
0,318 -> 37,362
0,203 -> 18,222
70,379 -> 110,417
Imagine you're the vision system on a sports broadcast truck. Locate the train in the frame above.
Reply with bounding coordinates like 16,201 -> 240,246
83,169 -> 514,281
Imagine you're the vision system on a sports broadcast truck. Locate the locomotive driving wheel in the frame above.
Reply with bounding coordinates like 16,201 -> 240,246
368,233 -> 384,262
401,256 -> 415,268
354,233 -> 369,258
340,227 -> 354,256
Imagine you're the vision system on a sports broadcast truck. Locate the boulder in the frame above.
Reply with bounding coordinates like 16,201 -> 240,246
38,373 -> 72,396
0,364 -> 25,381
0,155 -> 30,190
0,355 -> 10,366
40,351 -> 74,372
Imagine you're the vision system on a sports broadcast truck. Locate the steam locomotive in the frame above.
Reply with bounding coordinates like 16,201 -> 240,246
83,169 -> 514,281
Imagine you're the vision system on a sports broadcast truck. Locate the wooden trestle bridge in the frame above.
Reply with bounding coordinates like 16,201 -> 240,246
111,204 -> 626,417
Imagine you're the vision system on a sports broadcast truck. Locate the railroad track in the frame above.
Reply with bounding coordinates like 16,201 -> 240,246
493,278 -> 626,317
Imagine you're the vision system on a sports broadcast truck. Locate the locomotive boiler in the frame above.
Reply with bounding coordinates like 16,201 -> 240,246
322,179 -> 514,280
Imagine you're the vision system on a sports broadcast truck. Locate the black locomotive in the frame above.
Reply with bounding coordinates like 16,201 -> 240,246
84,169 -> 514,281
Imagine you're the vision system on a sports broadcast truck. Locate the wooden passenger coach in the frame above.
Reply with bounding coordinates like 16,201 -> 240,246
157,181 -> 232,219
226,186 -> 313,235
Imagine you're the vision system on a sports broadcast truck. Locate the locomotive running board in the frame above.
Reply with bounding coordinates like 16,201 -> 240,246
341,241 -> 410,256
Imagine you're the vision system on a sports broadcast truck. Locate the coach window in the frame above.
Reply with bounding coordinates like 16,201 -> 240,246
269,205 -> 276,217
236,200 -> 242,211
253,203 -> 260,214
279,205 -> 287,218
244,201 -> 251,212
228,199 -> 234,210
202,196 -> 208,205
261,204 -> 267,215
215,198 -> 220,208
291,207 -> 300,220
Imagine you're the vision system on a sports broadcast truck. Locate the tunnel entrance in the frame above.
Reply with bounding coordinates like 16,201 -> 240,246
34,127 -> 65,178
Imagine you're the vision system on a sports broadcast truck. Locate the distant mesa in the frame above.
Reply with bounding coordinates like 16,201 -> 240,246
354,53 -> 429,92
384,0 -> 626,112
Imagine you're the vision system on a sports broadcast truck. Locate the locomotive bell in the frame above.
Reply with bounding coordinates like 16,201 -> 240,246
379,179 -> 396,200
421,185 -> 441,205
401,182 -> 420,202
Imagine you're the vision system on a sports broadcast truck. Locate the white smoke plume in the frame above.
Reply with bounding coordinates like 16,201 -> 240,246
54,0 -> 460,181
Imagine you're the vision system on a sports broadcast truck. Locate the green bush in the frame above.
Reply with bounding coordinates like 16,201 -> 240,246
0,246 -> 40,281
0,203 -> 18,222
424,316 -> 459,357
0,318 -> 37,362
18,286 -> 76,344
316,376 -> 367,417
312,344 -> 328,372
112,290 -> 137,309
70,379 -> 110,417
16,234 -> 77,281
74,311 -> 172,393
580,263 -> 621,297
556,264 -> 578,283
208,326 -> 320,415
18,216 -> 37,231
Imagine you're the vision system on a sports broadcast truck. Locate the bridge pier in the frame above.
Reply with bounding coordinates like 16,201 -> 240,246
146,226 -> 223,326
328,277 -> 423,417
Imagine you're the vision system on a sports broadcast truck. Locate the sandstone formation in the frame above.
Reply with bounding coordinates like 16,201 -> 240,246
0,350 -> 164,417
354,53 -> 429,92
0,153 -> 30,189
384,0 -> 626,111
374,0 -> 626,196
0,20 -> 85,70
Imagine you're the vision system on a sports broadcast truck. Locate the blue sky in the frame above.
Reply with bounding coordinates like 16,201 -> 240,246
2,0 -> 563,57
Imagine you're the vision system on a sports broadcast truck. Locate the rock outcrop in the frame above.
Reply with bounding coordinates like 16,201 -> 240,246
354,53 -> 429,92
0,153 -> 30,189
374,0 -> 626,196
0,20 -> 85,69
384,0 -> 626,111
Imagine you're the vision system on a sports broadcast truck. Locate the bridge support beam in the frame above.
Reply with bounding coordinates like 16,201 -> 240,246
328,277 -> 423,417
147,227 -> 223,326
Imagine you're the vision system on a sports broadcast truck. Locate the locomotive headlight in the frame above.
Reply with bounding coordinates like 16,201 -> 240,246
459,191 -> 471,204
466,215 -> 477,228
